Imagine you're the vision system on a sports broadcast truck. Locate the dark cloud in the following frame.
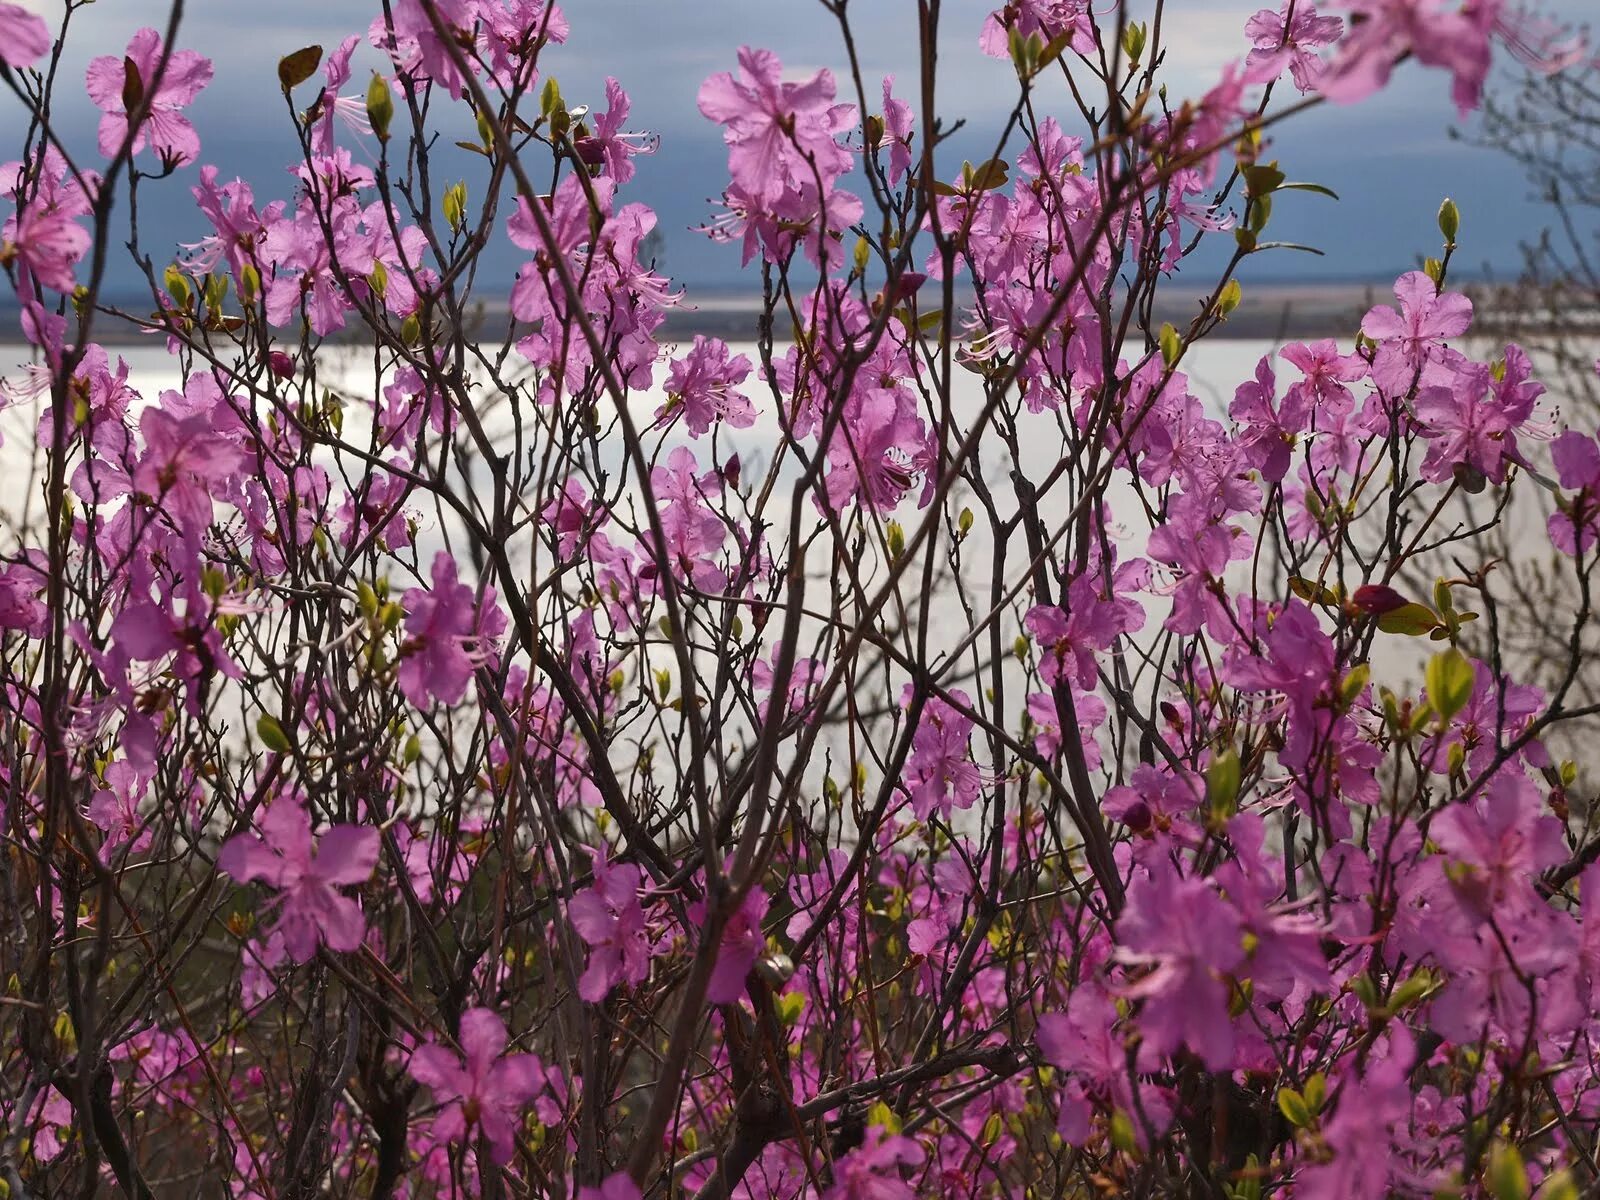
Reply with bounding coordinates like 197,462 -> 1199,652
7,0 -> 1594,292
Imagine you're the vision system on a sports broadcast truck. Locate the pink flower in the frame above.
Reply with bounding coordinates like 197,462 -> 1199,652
1413,362 -> 1526,486
570,851 -> 652,1002
823,389 -> 932,513
691,885 -> 769,1005
1115,858 -> 1245,1070
0,560 -> 47,636
1229,354 -> 1308,483
574,78 -> 657,184
979,0 -> 1094,62
1361,270 -> 1472,394
217,797 -> 379,962
879,75 -> 915,187
1295,1026 -> 1416,1200
0,3 -> 50,69
407,1008 -> 543,1164
1319,0 -> 1489,115
1548,429 -> 1600,555
902,687 -> 982,821
697,48 -> 855,205
578,1175 -> 642,1200
133,407 -> 244,534
1245,2 -> 1343,92
2,151 -> 94,293
1280,337 -> 1367,418
825,1133 -> 925,1200
87,760 -> 152,860
660,335 -> 756,437
399,552 -> 506,708
85,28 -> 212,165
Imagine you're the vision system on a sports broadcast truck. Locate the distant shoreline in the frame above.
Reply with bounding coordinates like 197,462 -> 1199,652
1,281 -> 1580,348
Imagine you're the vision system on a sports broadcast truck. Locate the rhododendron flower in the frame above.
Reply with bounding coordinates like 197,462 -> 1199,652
578,1175 -> 642,1200
407,1008 -> 543,1163
574,78 -> 656,184
570,850 -> 652,1001
1295,1025 -> 1415,1199
979,0 -> 1094,61
2,152 -> 93,293
691,885 -> 769,1005
902,686 -> 981,821
825,1133 -> 925,1200
879,76 -> 915,186
1245,2 -> 1342,92
1362,270 -> 1473,394
399,552 -> 507,708
87,760 -> 152,860
1548,429 -> 1600,555
660,335 -> 756,437
217,797 -> 379,962
133,408 -> 244,534
0,4 -> 49,70
1230,355 -> 1309,482
0,560 -> 47,635
85,29 -> 212,165
697,48 -> 854,205
1115,859 -> 1245,1070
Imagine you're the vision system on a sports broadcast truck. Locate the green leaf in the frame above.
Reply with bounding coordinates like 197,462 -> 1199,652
866,1101 -> 902,1136
1377,603 -> 1441,636
1486,1140 -> 1530,1200
1288,574 -> 1339,606
1037,28 -> 1078,70
886,519 -> 906,561
966,158 -> 1010,192
540,76 -> 563,117
1215,278 -> 1242,318
443,180 -> 468,233
1120,21 -> 1147,64
1276,1087 -> 1312,1128
1243,163 -> 1286,199
1158,322 -> 1181,368
256,715 -> 292,754
1425,647 -> 1475,724
1278,181 -> 1340,200
1207,746 -> 1241,820
277,45 -> 323,93
1253,241 -> 1325,256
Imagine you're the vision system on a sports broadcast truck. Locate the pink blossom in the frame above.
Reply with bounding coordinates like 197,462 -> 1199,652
697,48 -> 855,205
0,4 -> 50,70
902,687 -> 981,821
574,78 -> 656,184
661,335 -> 756,437
2,151 -> 93,293
217,797 -> 379,962
1361,270 -> 1473,394
407,1007 -> 543,1163
1115,858 -> 1245,1070
399,552 -> 506,708
691,885 -> 769,1005
578,1175 -> 642,1200
85,28 -> 212,165
1548,428 -> 1600,554
1245,2 -> 1343,92
825,1134 -> 925,1200
570,850 -> 652,1001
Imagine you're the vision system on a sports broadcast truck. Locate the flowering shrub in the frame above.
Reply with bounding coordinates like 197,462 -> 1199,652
1,1 -> 1598,1197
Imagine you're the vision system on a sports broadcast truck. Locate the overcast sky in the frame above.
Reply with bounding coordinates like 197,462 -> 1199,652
8,0 -> 1597,293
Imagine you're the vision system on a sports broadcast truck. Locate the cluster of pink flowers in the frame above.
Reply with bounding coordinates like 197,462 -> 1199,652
3,1 -> 1599,1198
